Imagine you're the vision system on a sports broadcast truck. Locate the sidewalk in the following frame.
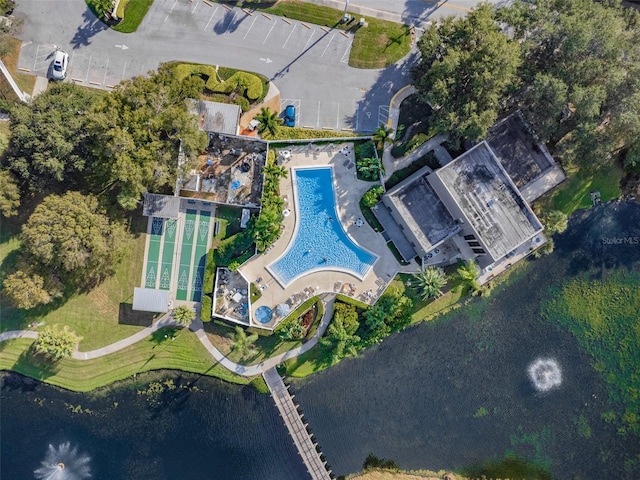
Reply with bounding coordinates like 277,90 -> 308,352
305,0 -> 432,27
0,296 -> 337,378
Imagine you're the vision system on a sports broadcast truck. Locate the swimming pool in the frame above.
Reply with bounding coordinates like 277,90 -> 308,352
268,166 -> 377,286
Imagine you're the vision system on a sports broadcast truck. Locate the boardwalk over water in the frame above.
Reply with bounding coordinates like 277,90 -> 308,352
263,368 -> 332,480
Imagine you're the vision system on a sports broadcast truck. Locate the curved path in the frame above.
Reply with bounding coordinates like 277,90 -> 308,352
0,296 -> 335,378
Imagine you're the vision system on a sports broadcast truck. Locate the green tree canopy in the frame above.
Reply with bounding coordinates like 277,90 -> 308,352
413,266 -> 447,300
0,170 -> 20,217
255,107 -> 282,138
34,324 -> 81,360
2,271 -> 52,310
231,326 -> 258,356
20,191 -> 126,288
86,64 -> 207,209
542,210 -> 568,236
2,83 -> 96,191
497,0 -> 640,167
172,305 -> 196,326
411,3 -> 522,143
457,259 -> 481,292
332,302 -> 360,336
319,314 -> 361,363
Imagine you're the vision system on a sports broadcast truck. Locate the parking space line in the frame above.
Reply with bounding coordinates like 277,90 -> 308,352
282,24 -> 296,49
204,6 -> 218,31
302,29 -> 315,52
321,33 -> 334,57
84,53 -> 92,83
224,11 -> 236,34
191,1 -> 199,13
243,15 -> 257,40
341,43 -> 351,63
263,20 -> 276,44
102,57 -> 110,85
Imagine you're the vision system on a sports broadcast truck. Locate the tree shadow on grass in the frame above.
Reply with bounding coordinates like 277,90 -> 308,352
150,327 -> 181,346
10,344 -> 61,382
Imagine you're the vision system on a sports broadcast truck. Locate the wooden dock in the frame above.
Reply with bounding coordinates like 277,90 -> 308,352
263,367 -> 332,480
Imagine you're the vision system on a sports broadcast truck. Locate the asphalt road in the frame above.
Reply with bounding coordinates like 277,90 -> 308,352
15,0 -> 424,131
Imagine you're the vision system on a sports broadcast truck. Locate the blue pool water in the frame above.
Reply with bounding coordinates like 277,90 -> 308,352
268,167 -> 377,286
255,306 -> 273,324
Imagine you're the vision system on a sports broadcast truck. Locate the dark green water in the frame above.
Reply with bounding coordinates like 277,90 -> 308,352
291,201 -> 640,478
0,372 -> 308,479
2,202 -> 639,479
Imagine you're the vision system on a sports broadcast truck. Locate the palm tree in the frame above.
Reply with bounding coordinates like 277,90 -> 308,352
172,305 -> 195,326
231,326 -> 259,356
372,124 -> 394,150
320,318 -> 361,363
412,266 -> 447,300
255,107 -> 282,138
457,259 -> 481,292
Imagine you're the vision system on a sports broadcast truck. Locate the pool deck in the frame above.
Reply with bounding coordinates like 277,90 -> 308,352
239,142 -> 416,328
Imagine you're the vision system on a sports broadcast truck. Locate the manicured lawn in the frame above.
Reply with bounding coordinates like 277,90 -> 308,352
0,215 -> 149,351
535,165 -> 622,216
112,0 -> 154,33
281,342 -> 333,378
349,17 -> 412,68
204,320 -> 302,366
0,37 -> 36,96
260,0 -> 411,68
0,328 -> 248,392
85,0 -> 152,33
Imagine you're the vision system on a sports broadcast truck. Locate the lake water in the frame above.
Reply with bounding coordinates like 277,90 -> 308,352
0,373 -> 308,480
2,202 -> 639,479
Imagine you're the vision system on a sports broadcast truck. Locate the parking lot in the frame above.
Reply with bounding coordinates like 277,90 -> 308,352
17,0 -> 395,132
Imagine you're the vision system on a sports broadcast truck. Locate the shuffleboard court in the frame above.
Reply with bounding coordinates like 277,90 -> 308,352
176,210 -> 198,301
190,211 -> 211,302
159,219 -> 177,290
144,217 -> 164,289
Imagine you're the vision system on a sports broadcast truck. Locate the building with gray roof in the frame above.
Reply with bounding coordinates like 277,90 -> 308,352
381,141 -> 544,274
188,99 -> 241,136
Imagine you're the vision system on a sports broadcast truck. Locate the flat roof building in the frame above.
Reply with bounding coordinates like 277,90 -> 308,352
381,141 -> 544,273
428,142 -> 543,267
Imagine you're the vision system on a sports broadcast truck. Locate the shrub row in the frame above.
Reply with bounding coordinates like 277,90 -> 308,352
174,63 -> 263,100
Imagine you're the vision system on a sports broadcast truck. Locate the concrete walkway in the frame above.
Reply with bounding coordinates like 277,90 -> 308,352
0,296 -> 336,377
380,84 -> 449,182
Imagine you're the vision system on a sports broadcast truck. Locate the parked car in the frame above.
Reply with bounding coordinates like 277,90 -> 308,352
50,50 -> 68,80
283,105 -> 296,127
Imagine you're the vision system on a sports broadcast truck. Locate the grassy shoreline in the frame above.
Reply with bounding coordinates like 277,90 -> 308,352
0,328 -> 249,392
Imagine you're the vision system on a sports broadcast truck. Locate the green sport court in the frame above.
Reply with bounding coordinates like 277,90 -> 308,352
142,203 -> 213,303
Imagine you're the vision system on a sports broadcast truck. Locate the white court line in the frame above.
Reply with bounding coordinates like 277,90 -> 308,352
321,34 -> 334,58
282,24 -> 296,49
263,20 -> 276,45
301,29 -> 315,52
191,1 -> 199,13
204,6 -> 218,31
243,15 -> 257,39
102,57 -> 110,85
